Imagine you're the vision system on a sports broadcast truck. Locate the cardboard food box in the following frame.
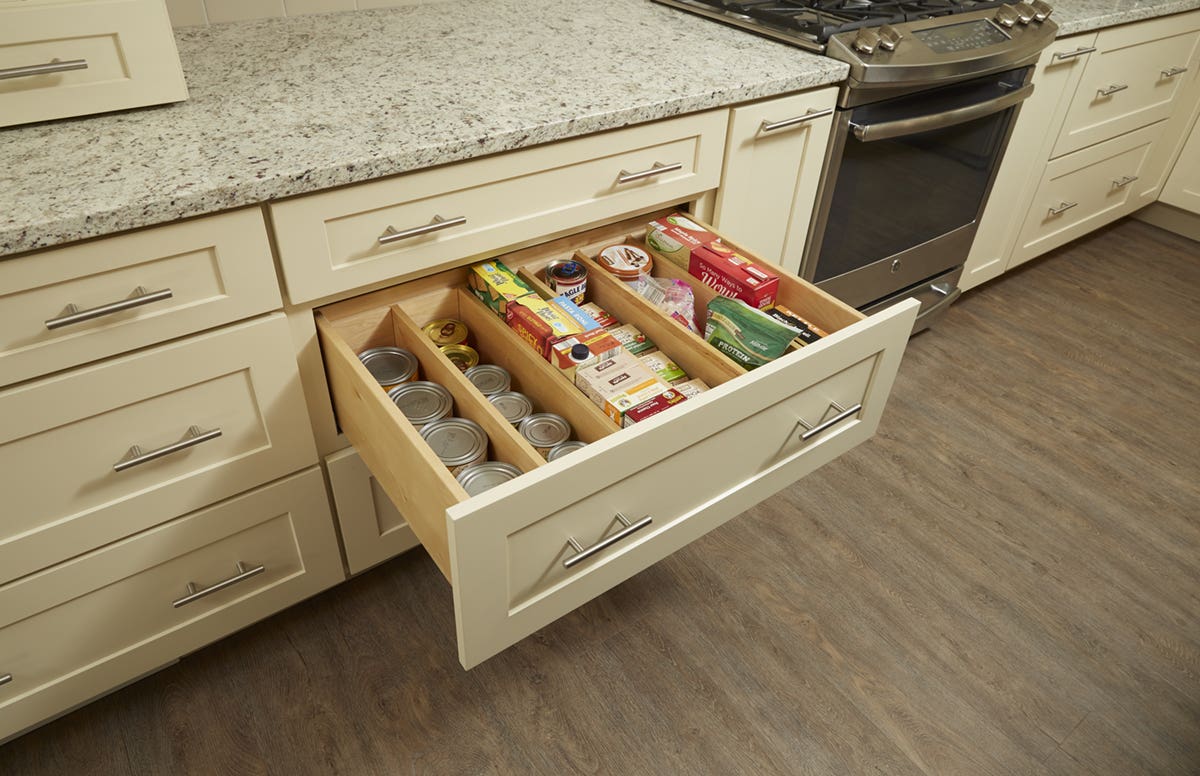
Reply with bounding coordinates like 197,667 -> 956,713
645,213 -> 722,269
607,323 -> 657,356
579,302 -> 620,329
574,349 -> 671,424
549,328 -> 624,380
639,352 -> 687,385
674,378 -> 710,399
506,295 -> 600,358
621,388 -> 688,427
468,260 -> 536,317
765,304 -> 829,346
690,243 -> 779,310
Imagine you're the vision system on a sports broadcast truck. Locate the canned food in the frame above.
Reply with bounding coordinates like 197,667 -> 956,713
518,413 -> 572,457
545,259 -> 588,303
420,417 -> 489,475
358,346 -> 419,387
423,319 -> 469,347
387,380 -> 453,428
596,243 -> 653,283
465,364 -> 511,396
455,461 -> 523,496
440,344 -> 479,372
546,440 -> 587,461
489,391 -> 533,426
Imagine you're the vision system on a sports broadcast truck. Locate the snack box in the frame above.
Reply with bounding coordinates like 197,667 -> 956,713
674,378 -> 710,399
765,304 -> 829,346
578,302 -> 620,329
506,295 -> 599,358
468,260 -> 536,317
575,349 -> 671,424
607,323 -> 657,356
690,243 -> 779,310
645,214 -> 722,269
549,328 -> 624,380
639,352 -> 687,385
621,388 -> 688,427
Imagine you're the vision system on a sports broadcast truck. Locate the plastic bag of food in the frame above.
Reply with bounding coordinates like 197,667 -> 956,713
704,297 -> 803,369
632,275 -> 699,332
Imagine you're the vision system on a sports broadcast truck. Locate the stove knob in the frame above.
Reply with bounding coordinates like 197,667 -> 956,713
994,5 -> 1019,27
1012,2 -> 1036,23
852,29 -> 881,54
1029,0 -> 1053,21
878,24 -> 902,51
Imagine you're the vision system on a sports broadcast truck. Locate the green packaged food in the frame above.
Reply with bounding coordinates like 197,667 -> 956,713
704,296 -> 803,370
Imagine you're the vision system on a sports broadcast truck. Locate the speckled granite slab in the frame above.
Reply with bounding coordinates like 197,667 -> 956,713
1053,0 -> 1199,35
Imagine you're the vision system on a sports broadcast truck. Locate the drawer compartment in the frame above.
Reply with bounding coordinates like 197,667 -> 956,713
316,213 -> 917,668
0,314 -> 318,584
270,110 -> 728,303
326,447 -> 419,576
0,467 -> 343,743
0,0 -> 187,128
0,208 -> 282,387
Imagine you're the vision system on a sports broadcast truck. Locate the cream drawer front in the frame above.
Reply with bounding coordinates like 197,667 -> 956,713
0,314 -> 317,585
0,0 -> 187,128
1053,15 -> 1200,158
1014,123 -> 1165,266
326,447 -> 419,575
0,467 -> 343,743
0,208 -> 282,387
270,110 -> 728,303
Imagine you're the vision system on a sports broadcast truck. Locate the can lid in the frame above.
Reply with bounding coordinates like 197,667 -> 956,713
423,319 -> 469,346
440,344 -> 479,371
388,381 -> 453,425
359,347 -> 418,386
420,417 -> 488,466
547,260 -> 588,282
464,364 -> 511,396
456,461 -> 523,496
518,413 -> 572,448
489,391 -> 533,424
546,440 -> 587,461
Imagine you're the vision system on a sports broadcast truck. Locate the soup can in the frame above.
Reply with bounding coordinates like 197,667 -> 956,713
387,380 -> 453,428
545,259 -> 588,303
420,417 -> 489,475
358,346 -> 419,388
518,413 -> 572,457
440,344 -> 479,372
489,391 -> 533,426
455,461 -> 523,497
546,440 -> 587,461
465,364 -> 511,396
423,319 -> 470,347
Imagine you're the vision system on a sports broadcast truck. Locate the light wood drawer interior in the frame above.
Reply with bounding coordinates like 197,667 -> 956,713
0,314 -> 318,585
0,208 -> 282,388
0,0 -> 187,128
270,110 -> 728,303
316,211 -> 917,667
0,467 -> 343,743
326,447 -> 419,575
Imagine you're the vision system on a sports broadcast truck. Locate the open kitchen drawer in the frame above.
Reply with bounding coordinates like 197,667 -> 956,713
315,211 -> 918,668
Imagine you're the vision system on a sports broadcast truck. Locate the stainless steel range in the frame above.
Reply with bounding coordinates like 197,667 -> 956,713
654,0 -> 1059,331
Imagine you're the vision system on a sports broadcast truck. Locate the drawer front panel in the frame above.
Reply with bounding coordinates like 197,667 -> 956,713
1015,122 -> 1164,266
326,447 -> 419,575
0,468 -> 344,743
0,209 -> 282,387
270,110 -> 728,303
0,0 -> 187,128
0,314 -> 317,584
1054,17 -> 1200,157
448,301 -> 915,668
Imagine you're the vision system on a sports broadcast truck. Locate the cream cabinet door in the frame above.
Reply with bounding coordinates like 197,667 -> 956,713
1160,114 -> 1200,213
713,87 -> 839,274
326,447 -> 419,575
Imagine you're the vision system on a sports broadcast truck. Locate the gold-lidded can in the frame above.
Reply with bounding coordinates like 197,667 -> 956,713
358,346 -> 419,388
387,380 -> 453,428
423,318 -> 469,347
518,412 -> 572,458
489,391 -> 533,426
440,343 -> 479,372
420,417 -> 489,475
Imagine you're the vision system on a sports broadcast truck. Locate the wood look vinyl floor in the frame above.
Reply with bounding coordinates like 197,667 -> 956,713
4,218 -> 1199,776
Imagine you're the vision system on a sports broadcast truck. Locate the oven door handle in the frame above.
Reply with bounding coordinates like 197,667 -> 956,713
850,83 -> 1034,142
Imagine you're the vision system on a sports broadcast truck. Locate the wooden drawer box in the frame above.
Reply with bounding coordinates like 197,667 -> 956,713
315,214 -> 917,668
1052,11 -> 1200,158
0,313 -> 318,585
269,110 -> 728,304
326,447 -> 419,575
0,467 -> 344,743
0,0 -> 187,128
0,208 -> 281,388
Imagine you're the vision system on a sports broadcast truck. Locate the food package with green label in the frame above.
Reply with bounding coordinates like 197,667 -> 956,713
704,296 -> 804,370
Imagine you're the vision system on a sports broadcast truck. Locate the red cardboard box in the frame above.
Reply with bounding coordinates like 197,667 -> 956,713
689,243 -> 779,310
621,388 -> 688,427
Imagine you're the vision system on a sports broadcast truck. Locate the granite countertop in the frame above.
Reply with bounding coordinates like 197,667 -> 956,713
2,0 -> 1197,258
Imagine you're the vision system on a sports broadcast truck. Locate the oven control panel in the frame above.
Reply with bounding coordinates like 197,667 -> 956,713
912,20 -> 1010,54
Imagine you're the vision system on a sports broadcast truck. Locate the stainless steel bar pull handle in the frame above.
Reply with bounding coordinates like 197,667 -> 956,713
0,58 -> 88,81
45,286 -> 173,330
617,161 -> 682,185
1097,84 -> 1128,97
760,107 -> 835,134
1112,175 -> 1139,188
378,215 -> 467,245
0,674 -> 11,688
1048,201 -> 1078,216
113,425 -> 222,472
796,401 -> 863,442
172,562 -> 265,608
1052,46 -> 1096,60
851,83 -> 1033,142
563,513 -> 653,568
1161,66 -> 1189,78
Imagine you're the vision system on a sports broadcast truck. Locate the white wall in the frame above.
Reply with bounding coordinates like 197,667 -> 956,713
165,0 -> 439,27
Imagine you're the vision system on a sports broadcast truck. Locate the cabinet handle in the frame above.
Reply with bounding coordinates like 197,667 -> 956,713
1052,46 -> 1096,60
113,425 -> 222,472
378,215 -> 466,245
44,286 -> 173,330
0,58 -> 88,80
759,107 -> 835,134
1161,66 -> 1189,79
563,513 -> 653,568
1048,201 -> 1078,216
172,562 -> 265,608
1097,83 -> 1128,97
796,401 -> 863,442
0,674 -> 11,688
1112,175 -> 1139,188
616,161 -> 682,185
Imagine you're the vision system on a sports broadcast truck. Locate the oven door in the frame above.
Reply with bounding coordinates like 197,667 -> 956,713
804,67 -> 1032,308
